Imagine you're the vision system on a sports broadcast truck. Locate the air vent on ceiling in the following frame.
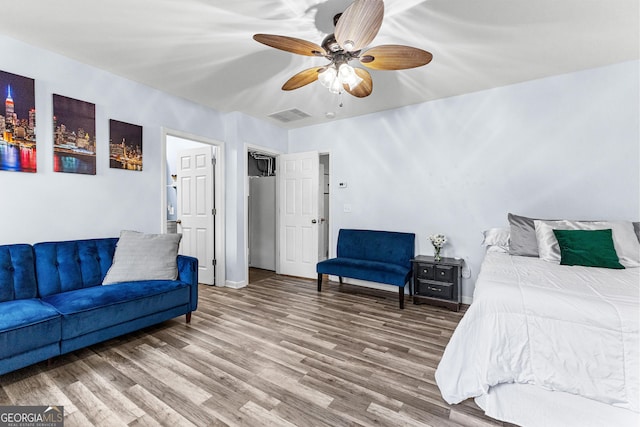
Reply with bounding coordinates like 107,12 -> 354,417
268,108 -> 311,123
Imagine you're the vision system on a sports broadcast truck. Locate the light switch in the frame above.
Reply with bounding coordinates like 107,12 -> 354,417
338,182 -> 347,188
343,204 -> 352,213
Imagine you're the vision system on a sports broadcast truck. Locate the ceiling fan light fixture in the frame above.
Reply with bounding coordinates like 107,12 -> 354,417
254,0 -> 430,99
318,67 -> 337,88
338,63 -> 362,90
329,76 -> 342,94
343,40 -> 355,51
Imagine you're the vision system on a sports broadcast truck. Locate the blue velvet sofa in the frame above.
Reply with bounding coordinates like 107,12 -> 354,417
0,237 -> 198,376
316,229 -> 415,309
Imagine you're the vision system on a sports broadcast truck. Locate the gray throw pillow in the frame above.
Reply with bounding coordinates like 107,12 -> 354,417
508,213 -> 543,257
103,230 -> 182,285
508,213 -> 637,256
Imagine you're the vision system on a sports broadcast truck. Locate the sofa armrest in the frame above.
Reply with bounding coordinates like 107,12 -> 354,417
177,255 -> 198,311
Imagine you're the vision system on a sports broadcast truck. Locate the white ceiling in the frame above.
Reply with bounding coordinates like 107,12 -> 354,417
1,0 -> 638,128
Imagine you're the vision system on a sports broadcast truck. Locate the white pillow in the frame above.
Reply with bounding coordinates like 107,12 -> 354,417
103,230 -> 182,285
481,228 -> 510,253
534,220 -> 640,268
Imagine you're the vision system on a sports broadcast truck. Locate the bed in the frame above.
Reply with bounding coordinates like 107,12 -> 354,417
435,244 -> 640,426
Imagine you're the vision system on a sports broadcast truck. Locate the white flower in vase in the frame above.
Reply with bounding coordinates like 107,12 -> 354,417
429,234 -> 447,261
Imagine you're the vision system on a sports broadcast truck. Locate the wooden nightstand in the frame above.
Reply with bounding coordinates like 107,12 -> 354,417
411,255 -> 463,311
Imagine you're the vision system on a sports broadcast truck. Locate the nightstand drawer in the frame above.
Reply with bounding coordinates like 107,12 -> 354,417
416,264 -> 435,280
434,265 -> 453,282
416,280 -> 453,300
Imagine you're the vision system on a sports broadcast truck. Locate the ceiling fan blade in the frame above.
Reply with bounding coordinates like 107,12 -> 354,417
335,0 -> 384,52
344,68 -> 373,98
359,45 -> 433,70
282,67 -> 325,91
253,34 -> 325,56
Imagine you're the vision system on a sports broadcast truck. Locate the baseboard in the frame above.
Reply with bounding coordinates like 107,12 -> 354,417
329,276 -> 406,294
224,280 -> 247,289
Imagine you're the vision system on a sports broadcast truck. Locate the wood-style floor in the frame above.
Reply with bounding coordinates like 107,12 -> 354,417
248,267 -> 276,284
0,275 -> 516,427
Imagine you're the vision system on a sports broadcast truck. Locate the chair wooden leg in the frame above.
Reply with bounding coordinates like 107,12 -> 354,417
186,312 -> 192,323
339,276 -> 343,285
399,287 -> 405,309
409,279 -> 413,296
317,273 -> 323,292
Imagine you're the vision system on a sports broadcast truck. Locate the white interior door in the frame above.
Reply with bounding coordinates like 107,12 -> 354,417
177,146 -> 215,285
278,151 -> 320,278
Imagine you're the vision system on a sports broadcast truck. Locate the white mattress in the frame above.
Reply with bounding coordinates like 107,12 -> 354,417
435,252 -> 640,425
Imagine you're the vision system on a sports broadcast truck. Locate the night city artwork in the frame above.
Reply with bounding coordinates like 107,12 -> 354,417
53,94 -> 96,175
0,70 -> 36,173
109,119 -> 143,171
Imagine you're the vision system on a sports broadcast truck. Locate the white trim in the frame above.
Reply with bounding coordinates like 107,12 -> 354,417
319,151 -> 332,263
244,143 -> 282,285
336,277 -> 400,293
161,127 -> 226,288
224,280 -> 247,289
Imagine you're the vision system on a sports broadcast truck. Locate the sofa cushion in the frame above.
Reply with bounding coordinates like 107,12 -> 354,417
0,244 -> 38,302
317,257 -> 412,287
35,238 -> 118,297
42,280 -> 190,339
0,299 -> 61,359
103,231 -> 182,285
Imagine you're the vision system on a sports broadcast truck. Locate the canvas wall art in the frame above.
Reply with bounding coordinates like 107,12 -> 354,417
0,70 -> 36,173
53,94 -> 96,175
109,119 -> 143,171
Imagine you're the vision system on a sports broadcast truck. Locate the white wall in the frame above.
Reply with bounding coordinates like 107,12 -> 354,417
289,61 -> 640,302
0,35 -> 287,286
222,112 -> 288,285
2,32 -> 636,296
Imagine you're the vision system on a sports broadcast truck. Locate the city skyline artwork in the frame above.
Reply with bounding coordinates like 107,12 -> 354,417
53,94 -> 96,175
0,70 -> 36,173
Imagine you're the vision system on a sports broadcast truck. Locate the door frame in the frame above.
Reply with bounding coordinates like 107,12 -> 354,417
161,128 -> 226,287
244,143 -> 282,285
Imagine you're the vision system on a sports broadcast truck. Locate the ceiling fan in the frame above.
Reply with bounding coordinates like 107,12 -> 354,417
253,0 -> 432,98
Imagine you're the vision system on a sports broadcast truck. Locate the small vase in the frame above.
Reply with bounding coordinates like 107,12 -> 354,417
434,247 -> 442,262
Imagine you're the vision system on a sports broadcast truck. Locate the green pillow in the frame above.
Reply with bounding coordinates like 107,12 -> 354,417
552,229 -> 624,269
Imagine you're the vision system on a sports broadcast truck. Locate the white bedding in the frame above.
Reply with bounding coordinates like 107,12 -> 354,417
435,252 -> 639,421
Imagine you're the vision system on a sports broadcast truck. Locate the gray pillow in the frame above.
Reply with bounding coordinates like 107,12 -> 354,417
508,213 -> 544,257
103,230 -> 182,285
508,214 -> 639,256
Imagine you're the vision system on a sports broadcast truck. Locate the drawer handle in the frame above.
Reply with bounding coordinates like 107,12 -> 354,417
428,286 -> 442,292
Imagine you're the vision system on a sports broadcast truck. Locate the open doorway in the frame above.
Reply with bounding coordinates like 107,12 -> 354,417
162,130 -> 225,287
247,149 -> 277,284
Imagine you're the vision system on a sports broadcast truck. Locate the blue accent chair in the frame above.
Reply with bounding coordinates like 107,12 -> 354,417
316,229 -> 415,309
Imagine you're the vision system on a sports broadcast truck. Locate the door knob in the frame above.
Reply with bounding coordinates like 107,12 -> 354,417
176,219 -> 182,224
311,219 -> 317,224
